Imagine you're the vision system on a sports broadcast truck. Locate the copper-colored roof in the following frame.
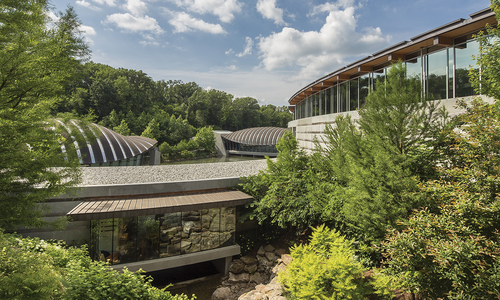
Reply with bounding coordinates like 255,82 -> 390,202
222,127 -> 287,146
67,190 -> 252,221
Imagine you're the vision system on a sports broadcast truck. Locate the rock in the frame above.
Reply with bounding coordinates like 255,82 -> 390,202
274,248 -> 286,256
281,254 -> 292,266
238,290 -> 268,300
244,263 -> 258,274
229,260 -> 246,274
249,272 -> 268,285
212,287 -> 232,300
264,245 -> 275,252
271,263 -> 286,275
182,221 -> 194,234
265,252 -> 277,263
229,272 -> 250,283
257,246 -> 266,256
240,256 -> 258,265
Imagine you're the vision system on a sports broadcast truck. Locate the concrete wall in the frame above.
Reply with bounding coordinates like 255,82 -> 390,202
288,96 -> 495,152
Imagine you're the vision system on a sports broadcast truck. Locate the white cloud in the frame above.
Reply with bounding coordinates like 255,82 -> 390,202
169,11 -> 226,34
79,25 -> 97,45
92,0 -> 116,6
169,0 -> 243,23
227,65 -> 238,70
236,37 -> 253,57
104,13 -> 163,34
76,0 -> 101,11
225,48 -> 234,55
123,0 -> 148,16
257,3 -> 391,81
256,0 -> 286,26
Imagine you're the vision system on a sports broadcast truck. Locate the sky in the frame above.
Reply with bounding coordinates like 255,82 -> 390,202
50,0 -> 492,106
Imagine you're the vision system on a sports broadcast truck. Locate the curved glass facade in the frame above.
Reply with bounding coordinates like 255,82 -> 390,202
293,36 -> 480,120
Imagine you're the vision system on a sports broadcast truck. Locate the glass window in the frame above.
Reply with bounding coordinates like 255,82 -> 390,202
349,78 -> 358,111
202,208 -> 220,251
331,85 -> 337,114
426,49 -> 447,100
137,215 -> 159,261
448,47 -> 454,98
116,217 -> 137,264
455,40 -> 479,97
339,82 -> 347,112
406,56 -> 422,81
181,211 -> 202,254
325,89 -> 331,114
373,69 -> 386,91
159,212 -> 182,257
359,74 -> 370,108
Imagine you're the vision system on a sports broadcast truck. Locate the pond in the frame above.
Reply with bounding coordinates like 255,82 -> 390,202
162,155 -> 266,165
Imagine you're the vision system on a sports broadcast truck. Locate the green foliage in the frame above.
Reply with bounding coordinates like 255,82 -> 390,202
279,225 -> 371,300
0,0 -> 92,229
113,119 -> 131,136
316,62 -> 448,243
0,231 -> 195,300
194,126 -> 216,154
142,118 -> 161,140
381,99 -> 500,299
241,131 -> 340,232
470,0 -> 500,100
159,142 -> 172,157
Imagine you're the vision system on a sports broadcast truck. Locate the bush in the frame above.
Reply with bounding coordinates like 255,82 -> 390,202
0,231 -> 196,300
279,225 -> 372,300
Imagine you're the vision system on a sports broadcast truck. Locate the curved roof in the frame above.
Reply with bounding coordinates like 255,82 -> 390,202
222,127 -> 287,146
56,121 -> 157,165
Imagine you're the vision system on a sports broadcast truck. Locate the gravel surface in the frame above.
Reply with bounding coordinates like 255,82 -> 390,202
79,160 -> 269,186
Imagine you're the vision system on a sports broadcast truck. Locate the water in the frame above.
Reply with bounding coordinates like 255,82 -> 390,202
162,155 -> 265,165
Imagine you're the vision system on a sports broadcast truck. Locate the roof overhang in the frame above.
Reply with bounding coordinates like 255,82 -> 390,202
288,8 -> 496,106
67,190 -> 252,221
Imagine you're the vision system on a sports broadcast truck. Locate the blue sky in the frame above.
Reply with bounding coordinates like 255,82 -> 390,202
50,0 -> 491,106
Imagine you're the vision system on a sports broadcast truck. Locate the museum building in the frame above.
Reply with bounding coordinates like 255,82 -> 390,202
287,7 -> 496,150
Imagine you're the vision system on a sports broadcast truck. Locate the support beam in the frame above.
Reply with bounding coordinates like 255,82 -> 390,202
433,36 -> 453,46
358,65 -> 372,73
388,53 -> 405,62
336,74 -> 350,81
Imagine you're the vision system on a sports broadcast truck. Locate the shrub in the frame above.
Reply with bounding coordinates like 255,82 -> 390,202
279,225 -> 372,300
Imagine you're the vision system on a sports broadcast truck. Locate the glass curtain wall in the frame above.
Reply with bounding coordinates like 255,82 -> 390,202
91,207 -> 237,265
426,48 -> 447,100
455,40 -> 479,97
349,78 -> 358,110
339,82 -> 348,112
359,74 -> 370,108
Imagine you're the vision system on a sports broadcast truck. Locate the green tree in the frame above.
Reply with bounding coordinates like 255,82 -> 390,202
317,62 -> 448,242
113,119 -> 131,136
0,0 -> 91,229
141,118 -> 160,140
195,126 -> 216,153
381,99 -> 500,299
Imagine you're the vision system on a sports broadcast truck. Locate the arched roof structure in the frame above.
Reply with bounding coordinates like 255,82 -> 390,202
222,127 -> 287,146
56,121 -> 157,165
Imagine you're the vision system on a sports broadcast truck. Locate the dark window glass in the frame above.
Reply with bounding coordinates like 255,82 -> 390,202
339,82 -> 347,112
332,86 -> 338,114
325,89 -> 331,114
426,49 -> 447,100
455,40 -> 479,97
448,47 -> 454,98
349,79 -> 358,111
359,74 -> 370,108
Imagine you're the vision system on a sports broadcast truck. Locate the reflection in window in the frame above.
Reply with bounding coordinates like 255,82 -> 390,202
331,86 -> 337,114
426,49 -> 447,100
373,69 -> 386,91
91,207 -> 237,265
359,74 -> 370,108
325,89 -> 331,114
455,40 -> 479,97
339,82 -> 347,112
448,47 -> 454,98
350,78 -> 358,111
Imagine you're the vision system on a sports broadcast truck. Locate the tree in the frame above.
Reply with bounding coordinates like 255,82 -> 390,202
381,99 -> 500,299
113,119 -> 131,136
141,118 -> 160,140
0,0 -> 91,229
470,0 -> 500,99
317,62 -> 448,243
194,126 -> 216,154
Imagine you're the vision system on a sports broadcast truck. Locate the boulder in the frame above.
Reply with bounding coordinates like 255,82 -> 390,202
212,287 -> 233,300
281,254 -> 292,266
249,272 -> 268,285
271,263 -> 286,275
229,259 -> 246,274
274,248 -> 286,256
228,272 -> 250,283
244,264 -> 258,274
265,252 -> 277,263
240,256 -> 258,265
264,245 -> 275,252
257,246 -> 266,256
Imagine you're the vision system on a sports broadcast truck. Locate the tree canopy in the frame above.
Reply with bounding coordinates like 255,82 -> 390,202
0,0 -> 92,229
